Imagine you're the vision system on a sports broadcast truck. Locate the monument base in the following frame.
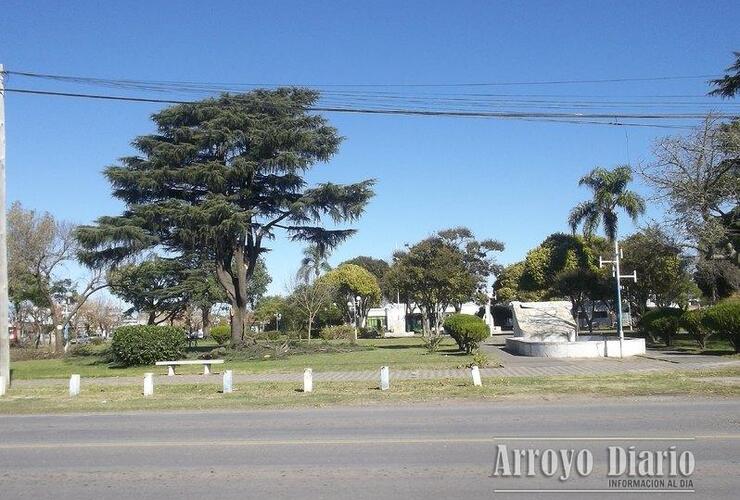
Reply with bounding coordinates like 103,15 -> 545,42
505,335 -> 646,358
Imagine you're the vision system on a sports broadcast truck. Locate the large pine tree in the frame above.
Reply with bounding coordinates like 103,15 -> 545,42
77,88 -> 375,342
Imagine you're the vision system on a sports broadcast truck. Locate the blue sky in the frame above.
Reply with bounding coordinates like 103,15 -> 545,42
1,0 -> 738,295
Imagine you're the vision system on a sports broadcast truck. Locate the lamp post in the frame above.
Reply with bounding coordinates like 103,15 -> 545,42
274,313 -> 282,332
63,291 -> 73,351
599,240 -> 637,358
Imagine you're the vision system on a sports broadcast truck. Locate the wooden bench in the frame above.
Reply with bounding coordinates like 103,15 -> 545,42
155,359 -> 224,376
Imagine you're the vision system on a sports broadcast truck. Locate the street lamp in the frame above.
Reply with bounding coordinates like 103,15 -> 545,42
599,240 -> 638,358
63,291 -> 73,350
274,313 -> 282,332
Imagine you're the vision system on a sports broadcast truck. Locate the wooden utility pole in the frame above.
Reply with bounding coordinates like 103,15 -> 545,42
0,64 -> 9,390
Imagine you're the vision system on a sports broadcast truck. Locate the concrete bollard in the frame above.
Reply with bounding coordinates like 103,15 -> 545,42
380,366 -> 390,391
223,370 -> 233,394
303,368 -> 313,393
143,372 -> 154,397
0,376 -> 6,397
470,365 -> 482,387
69,374 -> 81,397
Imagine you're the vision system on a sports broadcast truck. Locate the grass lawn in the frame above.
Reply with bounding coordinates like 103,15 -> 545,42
646,335 -> 739,357
1,367 -> 738,414
9,337 -> 485,380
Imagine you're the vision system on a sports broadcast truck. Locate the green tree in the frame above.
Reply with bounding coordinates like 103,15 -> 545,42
694,259 -> 740,302
340,256 -> 389,284
340,256 -> 393,301
568,165 -> 646,242
709,52 -> 740,98
320,264 -> 381,339
76,89 -> 375,343
253,295 -> 293,332
620,227 -> 698,317
389,230 -> 502,335
553,268 -> 611,334
493,262 -> 529,303
702,299 -> 740,353
108,258 -> 187,325
296,243 -> 333,283
497,233 -> 612,328
437,226 -> 505,306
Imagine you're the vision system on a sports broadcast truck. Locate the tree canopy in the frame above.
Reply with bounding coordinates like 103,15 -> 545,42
76,89 -> 375,342
568,165 -> 645,241
709,52 -> 740,98
387,227 -> 503,335
620,227 -> 698,315
319,264 -> 381,336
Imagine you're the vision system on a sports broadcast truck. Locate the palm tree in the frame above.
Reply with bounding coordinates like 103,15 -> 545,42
296,244 -> 332,283
568,165 -> 646,242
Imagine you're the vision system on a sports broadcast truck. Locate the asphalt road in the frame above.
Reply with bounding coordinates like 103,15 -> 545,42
1,397 -> 738,499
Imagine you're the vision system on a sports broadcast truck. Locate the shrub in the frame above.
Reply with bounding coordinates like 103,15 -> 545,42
319,324 -> 355,341
702,300 -> 740,353
359,327 -> 381,339
639,308 -> 682,346
259,330 -> 289,341
421,333 -> 445,353
210,325 -> 231,346
680,309 -> 711,349
111,325 -> 187,366
66,342 -> 109,358
443,314 -> 489,353
471,349 -> 489,368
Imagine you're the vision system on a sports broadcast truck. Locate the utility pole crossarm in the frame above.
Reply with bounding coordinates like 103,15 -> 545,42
599,240 -> 637,359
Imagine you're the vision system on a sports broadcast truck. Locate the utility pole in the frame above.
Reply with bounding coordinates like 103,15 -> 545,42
600,240 -> 637,358
0,64 -> 10,390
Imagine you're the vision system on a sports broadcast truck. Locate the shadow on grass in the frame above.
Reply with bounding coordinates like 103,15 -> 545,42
373,344 -> 424,350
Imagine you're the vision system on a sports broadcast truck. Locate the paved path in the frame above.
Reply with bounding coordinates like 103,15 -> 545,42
1,398 -> 738,499
13,346 -> 739,387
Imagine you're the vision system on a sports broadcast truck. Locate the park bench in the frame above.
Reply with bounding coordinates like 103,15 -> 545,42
155,359 -> 224,376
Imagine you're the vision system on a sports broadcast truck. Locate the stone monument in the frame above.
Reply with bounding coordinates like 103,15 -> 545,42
510,301 -> 576,342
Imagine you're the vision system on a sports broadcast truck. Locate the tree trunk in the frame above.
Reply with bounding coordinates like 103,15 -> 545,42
421,309 -> 430,337
52,305 -> 63,353
230,304 -> 247,344
202,306 -> 211,338
307,313 -> 313,344
147,311 -> 156,325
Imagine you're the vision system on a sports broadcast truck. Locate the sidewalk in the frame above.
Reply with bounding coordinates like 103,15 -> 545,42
12,347 -> 739,387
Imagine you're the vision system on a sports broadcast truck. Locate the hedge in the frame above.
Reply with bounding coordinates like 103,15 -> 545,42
111,325 -> 187,366
639,308 -> 682,346
702,300 -> 740,353
319,324 -> 355,341
443,314 -> 489,354
680,309 -> 711,349
209,325 -> 231,346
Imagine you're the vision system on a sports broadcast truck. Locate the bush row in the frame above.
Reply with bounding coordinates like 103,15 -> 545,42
639,299 -> 739,352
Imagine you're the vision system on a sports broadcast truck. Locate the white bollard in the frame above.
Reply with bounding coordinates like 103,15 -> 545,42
69,374 -> 81,397
143,372 -> 154,397
0,376 -> 6,397
223,370 -> 233,394
167,365 -> 175,377
380,366 -> 390,391
303,368 -> 313,393
203,364 -> 211,376
470,365 -> 482,387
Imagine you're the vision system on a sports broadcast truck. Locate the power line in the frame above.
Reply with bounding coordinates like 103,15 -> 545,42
2,69 -> 722,88
2,87 -> 708,129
